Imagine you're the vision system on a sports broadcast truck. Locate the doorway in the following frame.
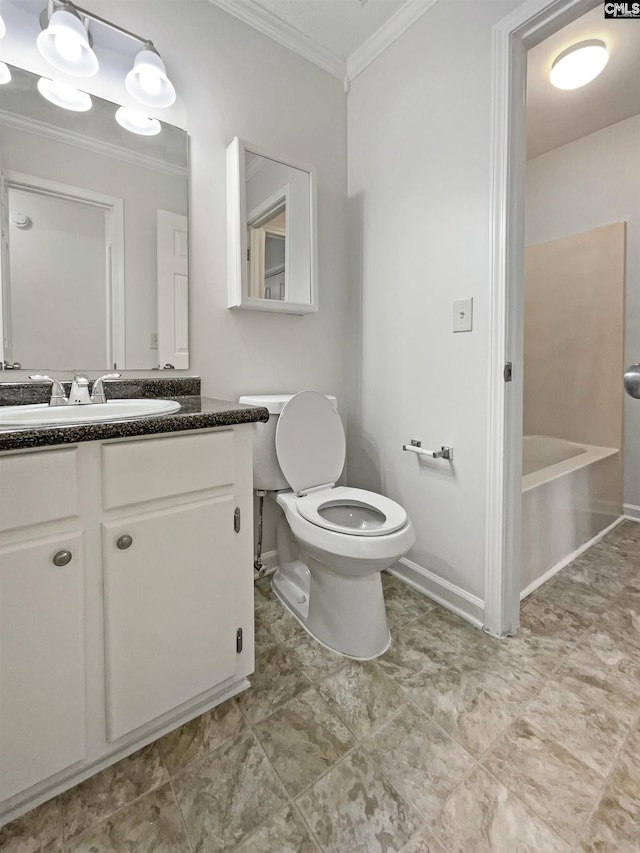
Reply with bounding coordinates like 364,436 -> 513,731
484,0 -> 640,636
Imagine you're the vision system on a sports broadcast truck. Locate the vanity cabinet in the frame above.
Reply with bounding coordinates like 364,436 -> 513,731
0,425 -> 255,824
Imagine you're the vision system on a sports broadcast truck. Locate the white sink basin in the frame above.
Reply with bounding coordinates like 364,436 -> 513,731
0,399 -> 181,427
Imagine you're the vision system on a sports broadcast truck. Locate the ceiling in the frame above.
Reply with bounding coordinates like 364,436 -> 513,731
527,3 -> 640,158
207,0 -> 437,80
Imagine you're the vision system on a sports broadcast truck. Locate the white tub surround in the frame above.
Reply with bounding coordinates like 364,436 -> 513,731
521,435 -> 622,595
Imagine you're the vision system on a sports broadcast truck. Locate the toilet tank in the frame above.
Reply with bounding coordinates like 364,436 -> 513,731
238,394 -> 337,492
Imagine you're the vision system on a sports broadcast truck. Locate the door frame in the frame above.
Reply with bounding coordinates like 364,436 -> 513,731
484,0 -> 601,636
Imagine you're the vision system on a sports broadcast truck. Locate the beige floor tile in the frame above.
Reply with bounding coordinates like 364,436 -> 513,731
66,784 -> 188,853
610,720 -> 640,801
296,746 -> 422,853
382,572 -> 434,628
362,704 -> 473,820
60,745 -> 168,840
406,665 -> 519,756
254,596 -> 305,645
401,608 -> 498,665
376,621 -> 450,689
158,698 -> 246,776
519,598 -> 591,641
429,765 -> 571,853
578,783 -> 640,853
233,805 -> 318,852
559,559 -> 627,600
554,647 -> 640,726
521,679 -> 629,775
173,730 -> 288,851
0,797 -> 63,852
399,831 -> 449,852
282,631 -> 345,681
252,687 -> 354,797
317,660 -> 407,740
235,643 -> 309,725
481,719 -> 604,845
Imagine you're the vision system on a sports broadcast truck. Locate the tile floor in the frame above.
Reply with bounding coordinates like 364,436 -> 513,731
1,520 -> 639,852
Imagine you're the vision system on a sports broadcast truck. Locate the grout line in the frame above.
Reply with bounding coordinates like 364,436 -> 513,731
244,721 -> 325,852
158,747 -> 194,853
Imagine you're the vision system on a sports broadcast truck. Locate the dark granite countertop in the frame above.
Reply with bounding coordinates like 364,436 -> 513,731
0,378 -> 269,452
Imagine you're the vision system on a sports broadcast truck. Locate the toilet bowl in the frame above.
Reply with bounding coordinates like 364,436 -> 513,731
239,391 -> 415,659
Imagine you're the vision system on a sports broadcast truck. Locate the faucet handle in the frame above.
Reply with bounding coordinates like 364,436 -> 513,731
91,373 -> 121,404
29,374 -> 68,407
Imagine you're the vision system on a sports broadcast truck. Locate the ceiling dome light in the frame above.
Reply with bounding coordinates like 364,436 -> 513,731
37,7 -> 98,77
115,106 -> 161,136
550,39 -> 609,90
37,77 -> 92,111
0,62 -> 11,84
125,46 -> 176,108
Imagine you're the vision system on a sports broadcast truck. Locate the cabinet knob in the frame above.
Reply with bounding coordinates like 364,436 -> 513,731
52,550 -> 72,567
116,534 -> 133,550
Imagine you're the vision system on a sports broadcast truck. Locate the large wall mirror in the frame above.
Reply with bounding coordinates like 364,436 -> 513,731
0,64 -> 189,370
227,138 -> 317,315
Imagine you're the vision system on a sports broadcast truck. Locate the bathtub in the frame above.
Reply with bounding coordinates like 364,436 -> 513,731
521,435 -> 622,596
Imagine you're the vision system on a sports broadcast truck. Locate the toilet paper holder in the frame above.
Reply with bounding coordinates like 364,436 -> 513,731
402,440 -> 453,460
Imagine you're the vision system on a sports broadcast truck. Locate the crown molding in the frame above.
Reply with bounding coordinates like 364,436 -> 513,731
206,0 -> 346,79
0,110 -> 187,179
347,0 -> 440,81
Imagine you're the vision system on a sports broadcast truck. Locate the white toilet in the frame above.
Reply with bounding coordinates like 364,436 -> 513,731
239,391 -> 415,659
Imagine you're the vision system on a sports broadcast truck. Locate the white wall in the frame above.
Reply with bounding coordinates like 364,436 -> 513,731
525,114 -> 640,514
348,0 -> 519,610
2,0 -> 349,555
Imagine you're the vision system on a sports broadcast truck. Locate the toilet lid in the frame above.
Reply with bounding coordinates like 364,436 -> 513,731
275,391 -> 345,494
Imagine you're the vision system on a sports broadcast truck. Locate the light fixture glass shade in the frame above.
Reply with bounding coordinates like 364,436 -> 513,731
0,62 -> 11,84
37,77 -> 92,111
37,8 -> 99,77
550,39 -> 609,90
125,47 -> 176,108
0,13 -> 6,39
115,106 -> 161,136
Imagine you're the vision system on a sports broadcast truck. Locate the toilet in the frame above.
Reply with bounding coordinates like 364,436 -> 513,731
239,391 -> 415,659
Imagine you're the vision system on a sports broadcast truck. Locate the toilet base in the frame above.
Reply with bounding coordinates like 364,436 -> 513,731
271,558 -> 391,661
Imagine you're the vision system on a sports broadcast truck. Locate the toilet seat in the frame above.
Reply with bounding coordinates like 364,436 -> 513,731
296,486 -> 408,537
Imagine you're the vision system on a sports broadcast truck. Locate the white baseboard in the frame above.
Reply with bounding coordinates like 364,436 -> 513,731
253,549 -> 278,580
624,503 -> 640,522
520,514 -> 625,601
390,557 -> 485,629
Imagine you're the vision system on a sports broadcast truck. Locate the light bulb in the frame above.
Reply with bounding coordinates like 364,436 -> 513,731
0,13 -> 6,39
115,106 -> 161,136
550,40 -> 609,90
0,62 -> 11,84
54,31 -> 83,63
37,77 -> 92,111
138,68 -> 162,95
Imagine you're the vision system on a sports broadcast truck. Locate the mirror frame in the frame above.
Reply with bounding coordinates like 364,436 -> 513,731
226,137 -> 318,315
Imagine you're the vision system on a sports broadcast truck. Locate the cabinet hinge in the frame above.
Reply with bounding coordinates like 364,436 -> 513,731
234,506 -> 241,533
503,362 -> 513,382
236,627 -> 243,653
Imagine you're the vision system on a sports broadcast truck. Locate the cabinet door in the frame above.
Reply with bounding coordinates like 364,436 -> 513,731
103,498 -> 238,741
0,533 -> 86,800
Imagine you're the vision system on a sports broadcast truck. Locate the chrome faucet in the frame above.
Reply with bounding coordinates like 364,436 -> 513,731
29,375 -> 68,407
91,373 -> 120,404
68,374 -> 91,405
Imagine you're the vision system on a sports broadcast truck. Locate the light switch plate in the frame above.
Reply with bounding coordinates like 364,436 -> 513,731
453,298 -> 473,332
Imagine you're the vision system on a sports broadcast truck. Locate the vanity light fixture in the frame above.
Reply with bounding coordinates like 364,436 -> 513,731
115,106 -> 161,136
37,76 -> 92,111
125,45 -> 176,109
37,4 -> 99,77
550,39 -> 609,90
36,1 -> 176,108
